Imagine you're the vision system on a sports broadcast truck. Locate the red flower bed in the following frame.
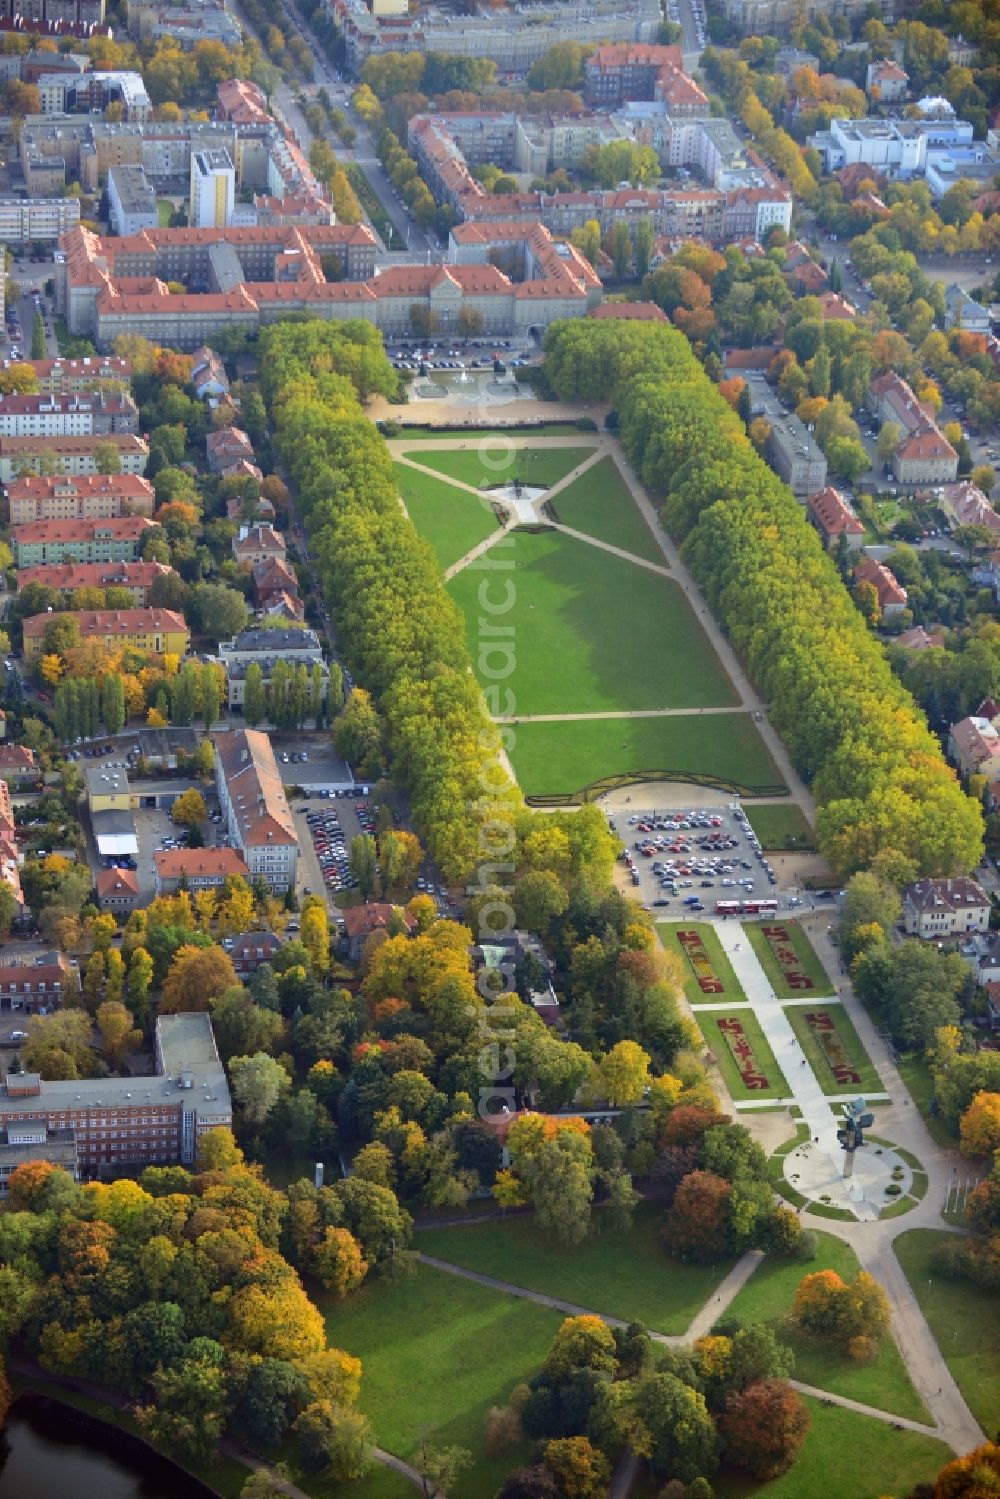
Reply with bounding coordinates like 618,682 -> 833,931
761,924 -> 814,992
677,928 -> 724,995
718,1016 -> 771,1090
804,1010 -> 861,1087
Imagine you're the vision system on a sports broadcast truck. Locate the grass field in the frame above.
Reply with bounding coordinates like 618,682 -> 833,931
743,920 -> 835,998
448,528 -> 739,716
323,1261 -> 561,1499
725,1231 -> 928,1421
402,444 -> 595,491
696,1009 -> 790,1101
896,1052 -> 955,1147
509,712 -> 786,801
712,1396 -> 948,1499
547,454 -> 664,565
417,1203 -> 735,1335
155,198 -> 173,227
658,921 -> 749,1006
393,461 -> 499,569
894,1228 -> 1000,1434
744,803 -> 817,852
782,1004 -> 883,1096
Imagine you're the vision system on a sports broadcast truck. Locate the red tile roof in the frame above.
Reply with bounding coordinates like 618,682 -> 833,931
154,848 -> 250,880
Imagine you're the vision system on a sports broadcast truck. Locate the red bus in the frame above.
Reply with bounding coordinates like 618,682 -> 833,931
715,900 -> 742,917
743,899 -> 778,915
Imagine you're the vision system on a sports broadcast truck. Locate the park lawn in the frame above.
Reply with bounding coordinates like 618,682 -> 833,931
725,1231 -> 928,1421
322,1261 -> 561,1499
658,921 -> 748,1006
744,803 -> 817,852
695,1009 -> 790,1102
547,453 -> 664,564
393,460 -> 499,570
782,1004 -> 883,1097
896,1052 -> 955,1148
894,1228 -> 1000,1434
742,920 -> 835,999
712,1396 -> 948,1499
508,713 -> 786,801
300,1462 -> 415,1498
417,1203 -> 736,1335
403,443 -> 595,490
449,528 -> 739,715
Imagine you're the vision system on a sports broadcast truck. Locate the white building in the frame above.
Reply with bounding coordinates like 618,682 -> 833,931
108,164 -> 158,236
189,147 -> 236,229
902,877 -> 992,940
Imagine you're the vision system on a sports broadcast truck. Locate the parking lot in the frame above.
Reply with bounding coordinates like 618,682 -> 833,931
293,795 -> 376,902
613,803 -> 835,918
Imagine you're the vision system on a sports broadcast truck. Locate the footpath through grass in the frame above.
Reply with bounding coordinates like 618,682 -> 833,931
658,921 -> 748,1006
744,803 -> 817,851
417,1203 -> 734,1335
404,444 -> 595,490
894,1228 -> 1000,1434
696,1009 -> 790,1102
449,528 -> 739,716
782,1003 -> 883,1096
742,919 -> 835,998
547,453 -> 664,565
509,713 -> 784,802
393,460 -> 499,570
712,1395 -> 948,1499
323,1261 -> 561,1499
393,423 -> 589,440
725,1231 -> 928,1421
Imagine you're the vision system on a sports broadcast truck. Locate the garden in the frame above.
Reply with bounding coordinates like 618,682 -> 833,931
695,1010 -> 790,1102
782,1004 -> 882,1096
743,921 -> 835,998
659,921 -> 749,1005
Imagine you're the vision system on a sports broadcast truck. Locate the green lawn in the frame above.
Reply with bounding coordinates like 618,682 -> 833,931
658,921 -> 748,1006
547,453 -> 664,564
155,198 -> 173,226
725,1232 -> 928,1421
742,920 -> 835,998
897,1052 -> 955,1148
417,1203 -> 735,1335
448,528 -> 739,715
744,803 -> 817,852
782,1004 -> 883,1096
895,1228 -> 1000,1434
712,1395 -> 948,1499
508,712 -> 787,801
323,1262 -> 561,1499
696,1010 -> 790,1102
402,444 -> 596,491
393,424 -> 587,440
393,460 -> 499,570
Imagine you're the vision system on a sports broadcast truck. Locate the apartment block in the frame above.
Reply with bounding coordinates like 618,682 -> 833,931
6,473 -> 155,524
0,433 -> 149,483
0,196 -> 80,242
0,392 -> 138,437
217,626 -> 327,710
2,355 -> 133,394
154,847 -> 250,895
0,951 -> 79,1013
189,148 -> 236,228
11,515 -> 156,565
214,729 -> 298,891
16,559 -> 173,604
22,606 -> 189,663
108,164 -> 158,236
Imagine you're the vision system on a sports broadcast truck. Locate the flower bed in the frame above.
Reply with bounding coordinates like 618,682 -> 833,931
718,1016 -> 771,1090
761,923 -> 815,992
677,928 -> 724,995
804,1010 -> 861,1088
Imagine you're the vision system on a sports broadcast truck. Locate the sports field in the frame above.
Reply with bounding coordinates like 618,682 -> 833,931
507,713 -> 786,801
447,528 -> 739,716
393,460 -> 499,570
548,454 -> 665,564
401,443 -> 595,490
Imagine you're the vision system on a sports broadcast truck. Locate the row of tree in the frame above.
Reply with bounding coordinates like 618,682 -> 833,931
542,318 -> 984,880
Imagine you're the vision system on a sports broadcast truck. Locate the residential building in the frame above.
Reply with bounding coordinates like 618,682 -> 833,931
944,282 -> 991,333
11,515 -> 156,566
902,877 -> 991,939
948,714 -> 1000,777
0,1012 -> 232,1172
108,164 -> 158,236
95,865 -> 141,912
0,433 -> 149,483
38,70 -> 150,120
154,847 -> 250,895
16,559 -> 174,605
895,426 -> 959,487
232,522 -> 285,569
6,473 -> 155,524
718,0 -> 892,35
0,780 -> 23,912
582,44 -> 701,110
0,392 -> 138,437
0,951 -> 79,1012
22,606 -> 188,664
213,729 -> 298,891
216,78 -> 269,126
189,148 -> 236,228
0,745 -> 37,783
190,346 -> 228,402
895,625 -> 946,650
940,480 -> 1000,534
217,626 -> 326,710
253,557 -> 299,611
744,372 -> 827,495
207,425 -> 254,474
0,196 -> 80,242
222,930 -> 282,974
0,1129 -> 78,1197
866,59 -> 908,101
806,485 -> 865,551
854,556 -> 908,618
342,902 -> 415,962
